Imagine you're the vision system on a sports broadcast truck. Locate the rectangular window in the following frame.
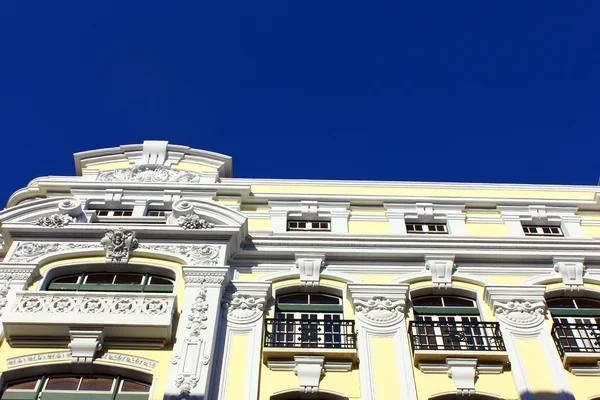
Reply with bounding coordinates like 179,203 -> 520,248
522,225 -> 563,236
287,220 -> 331,232
146,210 -> 170,217
96,210 -> 133,217
406,222 -> 447,234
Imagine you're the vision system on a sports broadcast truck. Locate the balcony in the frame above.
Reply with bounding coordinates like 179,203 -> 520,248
408,321 -> 508,367
552,323 -> 600,368
2,291 -> 176,348
263,318 -> 357,362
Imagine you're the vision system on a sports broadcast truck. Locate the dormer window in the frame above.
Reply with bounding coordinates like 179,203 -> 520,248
287,220 -> 331,232
406,222 -> 448,234
97,209 -> 133,217
522,224 -> 563,237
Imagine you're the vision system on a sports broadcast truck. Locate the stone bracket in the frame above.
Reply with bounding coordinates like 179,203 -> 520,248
553,256 -> 586,291
447,358 -> 478,396
296,253 -> 325,288
69,329 -> 103,364
294,356 -> 324,394
425,255 -> 455,289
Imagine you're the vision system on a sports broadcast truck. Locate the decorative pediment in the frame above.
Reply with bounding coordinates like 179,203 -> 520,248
169,198 -> 247,229
0,198 -> 84,226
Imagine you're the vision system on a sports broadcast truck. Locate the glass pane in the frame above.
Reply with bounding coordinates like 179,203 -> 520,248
574,298 -> 600,309
309,294 -> 341,304
45,377 -> 80,391
443,296 -> 476,307
84,274 -> 115,284
79,377 -> 113,392
52,275 -> 80,284
547,298 -> 576,308
114,274 -> 143,285
7,379 -> 39,390
120,380 -> 150,393
278,294 -> 309,304
413,296 -> 443,307
148,276 -> 172,285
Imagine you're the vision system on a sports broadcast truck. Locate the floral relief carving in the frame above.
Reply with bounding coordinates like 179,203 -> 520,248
5,351 -> 157,370
142,298 -> 169,315
9,242 -> 99,263
111,298 -> 137,314
223,293 -> 265,322
0,269 -> 32,282
32,213 -> 74,228
80,298 -> 106,314
100,228 -> 138,263
17,297 -> 45,313
97,165 -> 203,183
50,297 -> 75,313
175,374 -> 199,394
187,285 -> 209,336
494,299 -> 546,328
184,272 -> 225,285
355,296 -> 405,324
177,214 -> 214,230
137,244 -> 220,266
0,280 -> 11,316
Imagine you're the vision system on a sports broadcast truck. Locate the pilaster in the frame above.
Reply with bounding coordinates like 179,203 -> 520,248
165,266 -> 229,399
0,263 -> 36,338
212,281 -> 271,400
484,285 -> 573,400
348,284 -> 416,400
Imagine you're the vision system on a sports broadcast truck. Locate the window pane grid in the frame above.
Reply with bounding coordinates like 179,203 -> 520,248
522,224 -> 563,236
287,220 -> 331,232
406,222 -> 447,234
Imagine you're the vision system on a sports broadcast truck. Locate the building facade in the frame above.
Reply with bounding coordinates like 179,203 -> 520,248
0,141 -> 599,400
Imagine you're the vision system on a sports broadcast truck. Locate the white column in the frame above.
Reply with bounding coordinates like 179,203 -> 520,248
212,281 -> 271,400
164,266 -> 229,399
484,286 -> 573,400
348,284 -> 417,400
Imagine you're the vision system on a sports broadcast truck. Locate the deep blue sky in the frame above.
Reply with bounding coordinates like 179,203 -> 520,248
1,3 -> 599,205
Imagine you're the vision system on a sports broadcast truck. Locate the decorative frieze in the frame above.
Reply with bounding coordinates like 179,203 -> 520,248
0,268 -> 32,282
6,351 -> 158,370
139,244 -> 221,266
100,228 -> 138,263
32,213 -> 74,228
9,242 -> 99,263
97,165 -> 203,183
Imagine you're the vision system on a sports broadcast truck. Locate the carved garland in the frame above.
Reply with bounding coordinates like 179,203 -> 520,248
32,214 -> 74,228
494,299 -> 546,328
97,165 -> 203,183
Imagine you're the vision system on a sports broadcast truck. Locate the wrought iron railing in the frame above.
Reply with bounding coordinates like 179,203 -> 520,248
264,318 -> 356,349
552,323 -> 600,359
408,321 -> 505,352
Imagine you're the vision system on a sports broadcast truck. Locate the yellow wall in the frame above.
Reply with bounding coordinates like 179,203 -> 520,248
466,223 -> 509,237
348,220 -> 390,234
248,217 -> 272,231
582,225 -> 600,238
516,338 -> 559,399
84,160 -> 133,171
371,337 -> 401,399
225,334 -> 250,400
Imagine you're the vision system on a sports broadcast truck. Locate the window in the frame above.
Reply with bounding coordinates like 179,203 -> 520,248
287,220 -> 331,232
406,222 -> 447,234
522,224 -> 562,236
145,210 -> 170,217
48,272 -> 174,293
2,375 -> 150,400
548,297 -> 600,358
409,295 -> 504,352
264,291 -> 355,349
96,210 -> 133,217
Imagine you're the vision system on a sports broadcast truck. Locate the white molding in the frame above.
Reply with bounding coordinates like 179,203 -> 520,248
267,359 -> 353,372
68,329 -> 103,364
294,356 -> 325,394
447,358 -> 478,396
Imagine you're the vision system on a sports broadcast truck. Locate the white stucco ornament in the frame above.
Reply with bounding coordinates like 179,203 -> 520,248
100,228 -> 138,263
355,296 -> 404,323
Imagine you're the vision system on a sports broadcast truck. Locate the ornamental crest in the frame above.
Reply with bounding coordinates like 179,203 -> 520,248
223,293 -> 265,322
177,214 -> 214,230
187,285 -> 209,336
100,229 -> 138,263
32,214 -> 74,228
97,165 -> 203,183
355,296 -> 404,324
494,299 -> 546,328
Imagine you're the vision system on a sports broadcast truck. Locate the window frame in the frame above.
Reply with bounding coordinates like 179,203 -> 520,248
287,220 -> 331,232
405,222 -> 448,234
521,224 -> 563,237
47,272 -> 174,293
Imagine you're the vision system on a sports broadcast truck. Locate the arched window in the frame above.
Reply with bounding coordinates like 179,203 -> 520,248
264,290 -> 355,349
47,272 -> 174,293
410,294 -> 502,352
2,375 -> 150,400
547,295 -> 600,357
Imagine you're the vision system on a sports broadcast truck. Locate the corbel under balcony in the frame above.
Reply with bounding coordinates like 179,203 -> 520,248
2,291 -> 176,348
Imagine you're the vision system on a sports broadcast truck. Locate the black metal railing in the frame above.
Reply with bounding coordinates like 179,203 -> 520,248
552,323 -> 600,359
408,321 -> 505,352
264,318 -> 356,349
